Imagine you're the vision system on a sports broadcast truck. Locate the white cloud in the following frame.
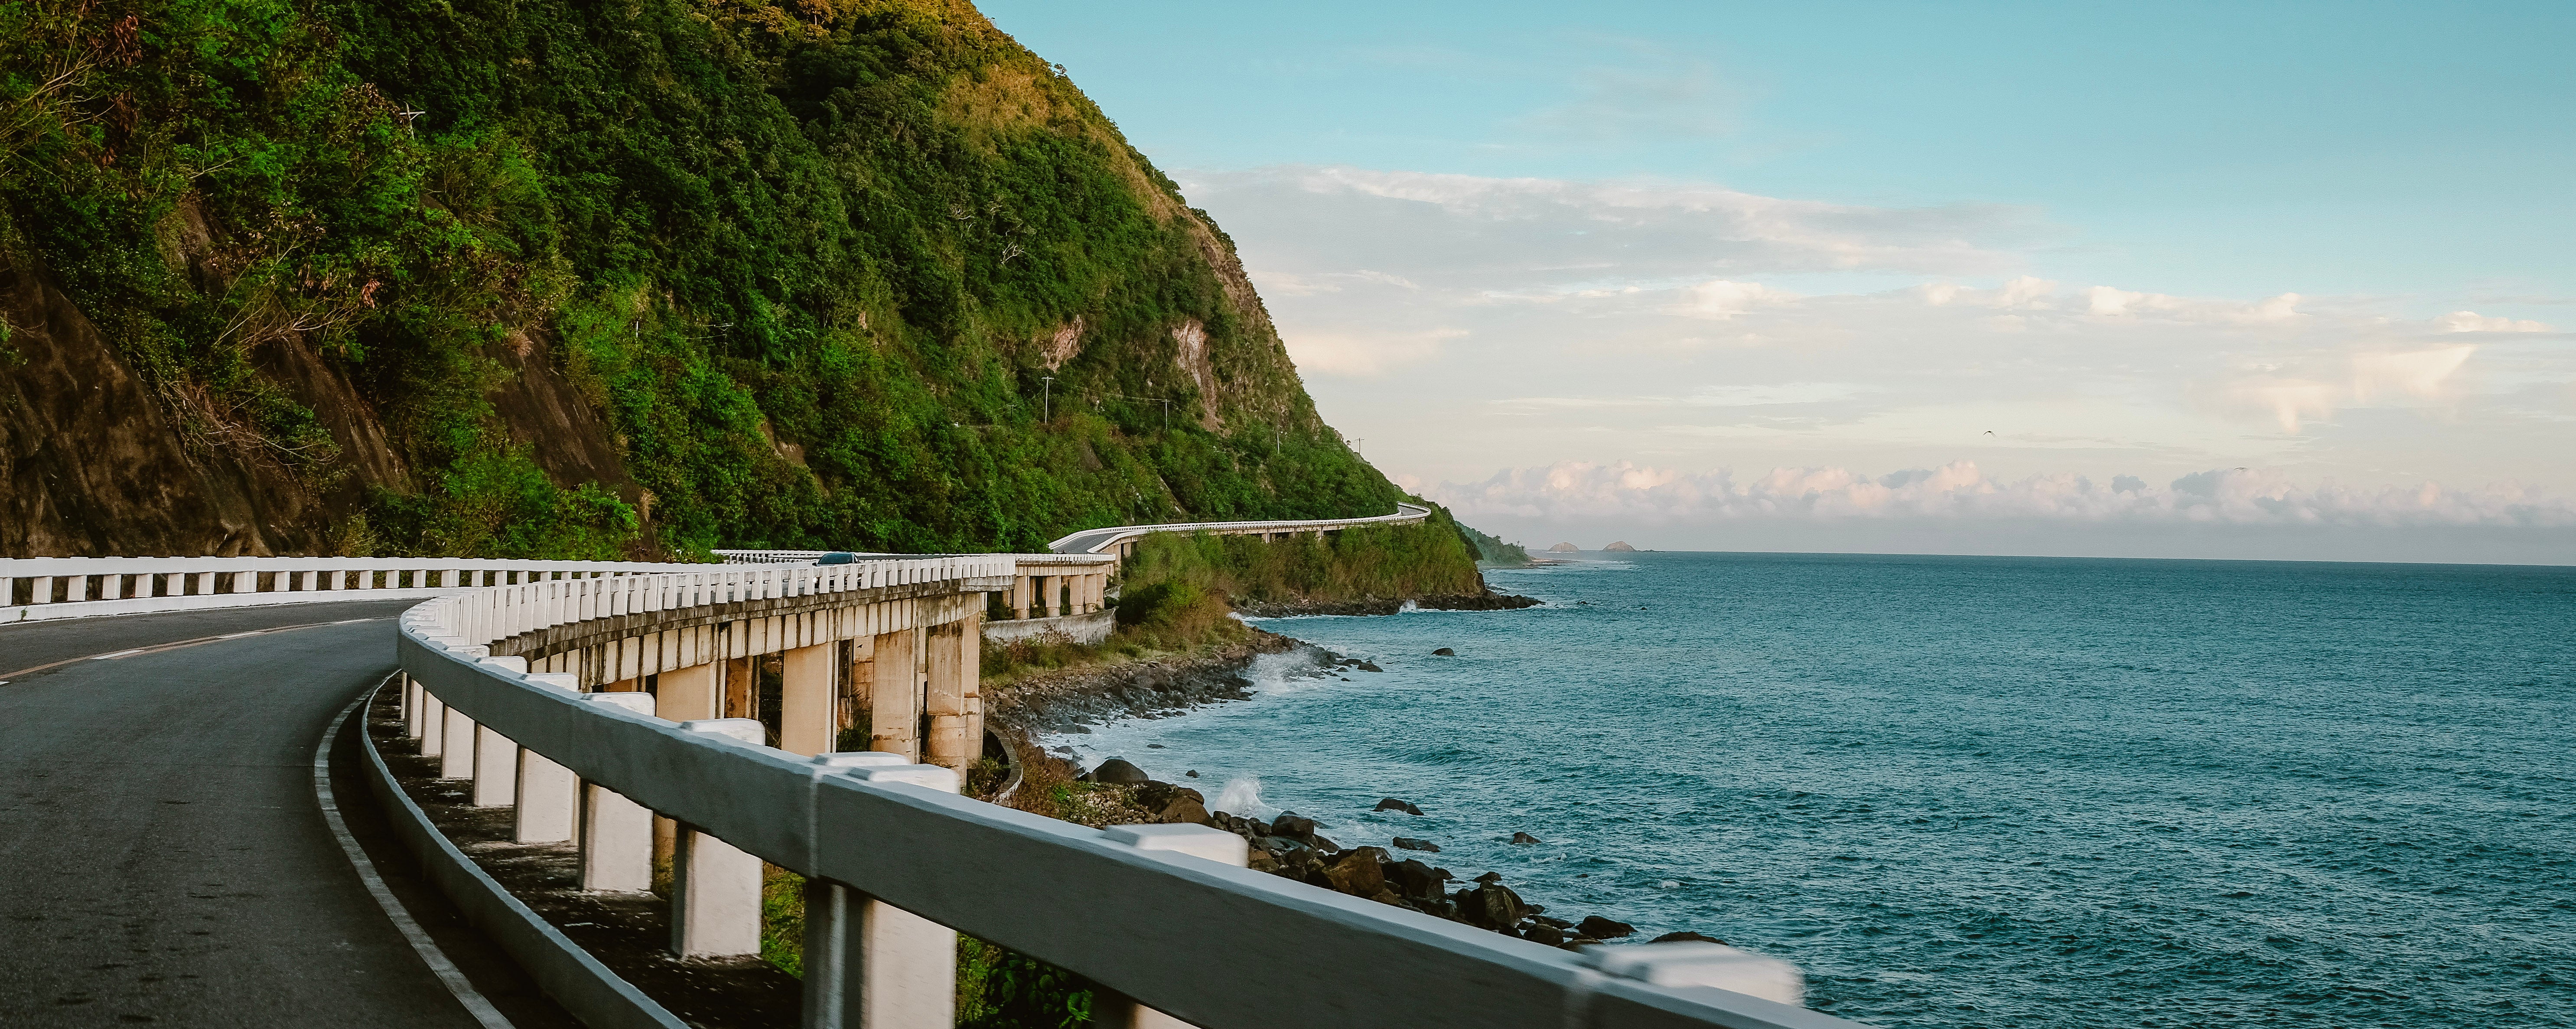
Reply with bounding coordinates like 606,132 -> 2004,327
1420,460 -> 2576,529
2212,345 -> 2478,431
1180,165 -> 2039,287
1285,326 -> 1466,377
1671,279 -> 1799,320
2436,310 -> 2552,333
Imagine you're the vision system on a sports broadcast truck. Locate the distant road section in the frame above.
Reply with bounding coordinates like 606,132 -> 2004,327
1047,501 -> 1433,556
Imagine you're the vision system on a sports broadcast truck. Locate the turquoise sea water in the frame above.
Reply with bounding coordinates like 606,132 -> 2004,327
1050,552 -> 2576,1027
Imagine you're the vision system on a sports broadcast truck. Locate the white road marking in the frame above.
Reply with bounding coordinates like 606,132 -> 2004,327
92,648 -> 148,660
316,682 -> 515,1029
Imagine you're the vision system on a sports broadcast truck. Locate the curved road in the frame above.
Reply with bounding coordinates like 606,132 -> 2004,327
0,602 -> 576,1028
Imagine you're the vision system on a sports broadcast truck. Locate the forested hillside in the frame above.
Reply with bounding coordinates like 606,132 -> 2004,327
0,0 -> 1401,558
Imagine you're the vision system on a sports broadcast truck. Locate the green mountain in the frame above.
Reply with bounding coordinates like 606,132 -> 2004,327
0,0 -> 1411,559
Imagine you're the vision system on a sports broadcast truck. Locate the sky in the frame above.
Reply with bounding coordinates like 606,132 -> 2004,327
980,0 -> 2576,563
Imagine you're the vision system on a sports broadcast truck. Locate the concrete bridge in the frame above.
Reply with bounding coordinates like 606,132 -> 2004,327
1045,500 -> 1434,559
0,552 -> 1861,1029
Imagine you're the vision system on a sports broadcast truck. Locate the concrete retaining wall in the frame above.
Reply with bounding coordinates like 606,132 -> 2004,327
981,609 -> 1115,646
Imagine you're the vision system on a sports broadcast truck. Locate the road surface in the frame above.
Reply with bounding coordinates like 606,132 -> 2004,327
0,602 -> 575,1028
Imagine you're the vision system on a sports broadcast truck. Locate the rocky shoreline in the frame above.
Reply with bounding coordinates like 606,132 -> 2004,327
1231,591 -> 1542,618
981,610 -> 1724,955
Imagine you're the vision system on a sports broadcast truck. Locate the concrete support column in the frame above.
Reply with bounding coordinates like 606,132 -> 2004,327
1097,825 -> 1253,1029
1010,575 -> 1031,620
724,656 -> 758,722
439,706 -> 476,778
779,643 -> 837,756
803,762 -> 959,1029
658,661 -> 720,722
672,719 -> 766,958
924,617 -> 981,771
582,693 -> 660,891
867,629 -> 920,760
843,637 -> 876,750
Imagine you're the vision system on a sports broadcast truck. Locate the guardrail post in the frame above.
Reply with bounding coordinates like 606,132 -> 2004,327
420,690 -> 447,757
808,763 -> 959,1029
795,752 -> 909,1029
579,694 -> 662,891
401,674 -> 426,740
439,704 -> 476,778
672,719 -> 768,958
472,658 -> 529,806
1585,941 -> 1808,1007
1095,824 -> 1252,1029
514,673 -> 583,843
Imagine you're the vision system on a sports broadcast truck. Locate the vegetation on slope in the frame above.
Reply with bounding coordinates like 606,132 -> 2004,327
1459,522 -> 1532,566
1116,510 -> 1489,607
0,0 -> 1403,557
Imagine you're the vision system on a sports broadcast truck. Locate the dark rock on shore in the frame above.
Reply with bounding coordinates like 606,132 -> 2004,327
1652,931 -> 1724,944
1374,797 -> 1425,815
1511,831 -> 1541,845
1205,806 -> 1668,953
1084,757 -> 1149,784
1134,782 -> 1210,825
1432,647 -> 1456,656
1391,837 -> 1440,853
1578,915 -> 1636,939
1356,661 -> 1383,672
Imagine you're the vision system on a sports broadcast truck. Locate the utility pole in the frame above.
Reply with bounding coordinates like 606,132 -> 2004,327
1040,377 -> 1054,422
1160,399 -> 1170,432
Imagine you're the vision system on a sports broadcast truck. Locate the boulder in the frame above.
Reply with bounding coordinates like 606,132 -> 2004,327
1324,847 -> 1389,896
1576,915 -> 1636,939
1088,758 -> 1150,784
1391,837 -> 1441,853
1473,871 -> 1504,884
1356,661 -> 1383,672
1522,923 -> 1566,946
1510,831 -> 1541,845
1432,647 -> 1456,656
1374,798 -> 1425,815
1651,931 -> 1724,945
1454,883 -> 1529,930
1383,858 -> 1451,901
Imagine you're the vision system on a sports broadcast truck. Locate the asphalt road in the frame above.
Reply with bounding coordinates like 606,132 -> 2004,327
0,602 -> 576,1028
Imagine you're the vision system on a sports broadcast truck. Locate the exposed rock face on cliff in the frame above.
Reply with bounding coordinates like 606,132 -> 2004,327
0,0 -> 1401,558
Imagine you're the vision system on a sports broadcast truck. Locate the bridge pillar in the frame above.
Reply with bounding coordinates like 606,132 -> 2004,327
923,618 -> 981,771
779,642 -> 836,756
581,694 -> 659,891
673,719 -> 768,958
842,636 -> 875,753
658,661 -> 720,722
804,763 -> 959,1029
1010,575 -> 1032,620
868,629 -> 921,761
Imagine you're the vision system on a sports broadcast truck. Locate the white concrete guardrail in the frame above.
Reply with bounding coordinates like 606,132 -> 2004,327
1045,500 -> 1435,556
2,555 -> 687,624
397,557 -> 1871,1029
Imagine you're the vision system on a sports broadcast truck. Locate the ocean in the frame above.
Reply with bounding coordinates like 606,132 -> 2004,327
1048,552 -> 2576,1027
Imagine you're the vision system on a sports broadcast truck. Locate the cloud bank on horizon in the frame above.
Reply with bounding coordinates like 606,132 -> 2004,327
1175,164 -> 2576,562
